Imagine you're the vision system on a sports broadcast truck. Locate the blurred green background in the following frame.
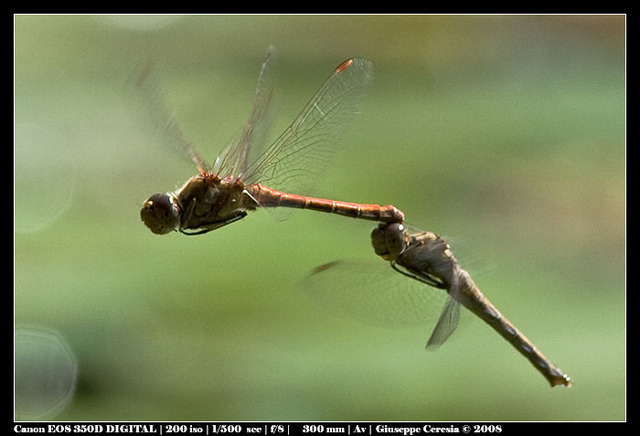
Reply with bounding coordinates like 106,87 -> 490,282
14,15 -> 625,421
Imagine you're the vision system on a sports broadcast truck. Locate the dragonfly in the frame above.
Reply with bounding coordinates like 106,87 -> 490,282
308,222 -> 572,388
140,46 -> 404,235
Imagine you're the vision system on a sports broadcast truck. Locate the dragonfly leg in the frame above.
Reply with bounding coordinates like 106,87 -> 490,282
390,262 -> 446,289
179,209 -> 248,235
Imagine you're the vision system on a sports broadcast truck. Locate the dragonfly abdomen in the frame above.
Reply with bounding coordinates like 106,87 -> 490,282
249,184 -> 405,223
455,271 -> 572,387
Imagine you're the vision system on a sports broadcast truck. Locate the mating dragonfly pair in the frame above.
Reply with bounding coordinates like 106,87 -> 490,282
140,46 -> 571,387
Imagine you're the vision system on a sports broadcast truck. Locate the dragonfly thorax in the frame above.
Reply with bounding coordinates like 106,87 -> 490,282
169,174 -> 253,235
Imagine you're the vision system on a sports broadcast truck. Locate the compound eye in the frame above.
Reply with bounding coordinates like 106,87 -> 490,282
140,193 -> 180,235
371,222 -> 407,261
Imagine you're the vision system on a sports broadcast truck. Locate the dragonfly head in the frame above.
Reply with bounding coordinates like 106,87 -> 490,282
371,222 -> 408,261
140,193 -> 181,235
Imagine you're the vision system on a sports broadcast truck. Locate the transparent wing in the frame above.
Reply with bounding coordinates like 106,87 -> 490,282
302,260 -> 450,331
425,295 -> 461,349
243,57 -> 374,194
134,62 -> 210,173
214,45 -> 278,179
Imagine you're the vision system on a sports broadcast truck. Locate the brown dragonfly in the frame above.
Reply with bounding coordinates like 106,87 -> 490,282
140,46 -> 404,235
308,223 -> 572,388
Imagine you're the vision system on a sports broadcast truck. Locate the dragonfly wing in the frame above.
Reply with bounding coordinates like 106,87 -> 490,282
244,57 -> 374,194
214,45 -> 278,179
134,62 -> 210,173
303,260 -> 449,329
425,295 -> 461,349
425,258 -> 464,349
